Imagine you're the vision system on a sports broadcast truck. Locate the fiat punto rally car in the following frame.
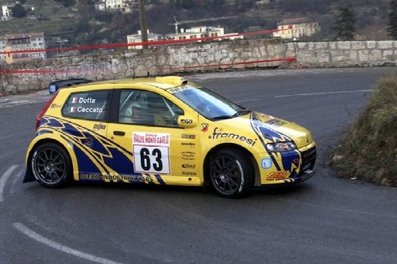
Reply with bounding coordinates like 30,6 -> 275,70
24,76 -> 316,198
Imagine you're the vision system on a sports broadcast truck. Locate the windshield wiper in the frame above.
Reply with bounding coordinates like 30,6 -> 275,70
211,110 -> 251,120
232,109 -> 251,117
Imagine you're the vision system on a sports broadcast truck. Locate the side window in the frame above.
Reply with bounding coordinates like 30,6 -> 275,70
62,90 -> 109,121
119,90 -> 183,127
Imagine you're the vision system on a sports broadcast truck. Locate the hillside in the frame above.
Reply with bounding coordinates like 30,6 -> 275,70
331,76 -> 397,186
0,0 -> 392,48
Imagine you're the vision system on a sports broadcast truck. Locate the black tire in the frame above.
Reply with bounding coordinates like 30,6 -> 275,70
31,143 -> 72,188
208,148 -> 254,198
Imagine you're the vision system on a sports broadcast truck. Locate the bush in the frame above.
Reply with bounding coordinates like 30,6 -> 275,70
11,4 -> 27,18
331,76 -> 397,186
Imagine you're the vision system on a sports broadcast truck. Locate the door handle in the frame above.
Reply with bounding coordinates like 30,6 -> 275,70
113,131 -> 125,136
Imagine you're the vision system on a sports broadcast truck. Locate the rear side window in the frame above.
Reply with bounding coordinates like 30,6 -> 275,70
62,90 -> 110,121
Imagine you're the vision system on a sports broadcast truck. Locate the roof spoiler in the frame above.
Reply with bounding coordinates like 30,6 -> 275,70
48,78 -> 92,94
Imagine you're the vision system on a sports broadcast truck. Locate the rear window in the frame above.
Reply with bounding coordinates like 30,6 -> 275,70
62,90 -> 110,121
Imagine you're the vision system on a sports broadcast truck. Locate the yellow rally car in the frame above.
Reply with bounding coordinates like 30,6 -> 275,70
24,76 -> 316,198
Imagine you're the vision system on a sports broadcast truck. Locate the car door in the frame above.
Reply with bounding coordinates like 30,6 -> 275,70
60,89 -> 112,181
106,89 -> 201,186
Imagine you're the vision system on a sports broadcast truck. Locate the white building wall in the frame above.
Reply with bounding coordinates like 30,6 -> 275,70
0,33 -> 47,63
1,5 -> 11,20
106,0 -> 123,9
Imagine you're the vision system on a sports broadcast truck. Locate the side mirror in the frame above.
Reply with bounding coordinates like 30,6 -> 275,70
177,115 -> 198,128
48,84 -> 58,94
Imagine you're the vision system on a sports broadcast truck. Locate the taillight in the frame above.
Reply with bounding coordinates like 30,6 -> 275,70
35,93 -> 58,130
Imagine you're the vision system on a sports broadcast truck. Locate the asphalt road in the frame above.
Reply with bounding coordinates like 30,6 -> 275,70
1,68 -> 397,264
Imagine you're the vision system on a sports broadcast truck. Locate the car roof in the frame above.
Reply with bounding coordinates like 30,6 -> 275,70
62,76 -> 189,92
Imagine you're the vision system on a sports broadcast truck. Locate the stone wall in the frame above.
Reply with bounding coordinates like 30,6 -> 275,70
288,41 -> 397,68
1,39 -> 397,95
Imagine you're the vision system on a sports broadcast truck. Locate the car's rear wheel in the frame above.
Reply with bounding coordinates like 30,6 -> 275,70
31,143 -> 72,188
208,148 -> 254,198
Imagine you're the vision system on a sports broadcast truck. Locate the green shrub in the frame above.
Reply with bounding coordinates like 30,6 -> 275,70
331,76 -> 397,186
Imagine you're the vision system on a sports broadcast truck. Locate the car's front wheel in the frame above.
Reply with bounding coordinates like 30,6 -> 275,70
31,143 -> 72,188
208,148 -> 254,198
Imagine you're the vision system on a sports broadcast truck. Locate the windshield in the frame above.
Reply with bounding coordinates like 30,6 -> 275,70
171,86 -> 249,120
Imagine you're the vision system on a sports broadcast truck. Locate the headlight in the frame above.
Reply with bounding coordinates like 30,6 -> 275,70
266,142 -> 296,152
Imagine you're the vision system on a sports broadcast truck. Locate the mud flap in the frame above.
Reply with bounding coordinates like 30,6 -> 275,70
23,169 -> 36,183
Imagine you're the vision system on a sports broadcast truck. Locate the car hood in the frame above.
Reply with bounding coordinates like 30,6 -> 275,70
219,111 -> 314,149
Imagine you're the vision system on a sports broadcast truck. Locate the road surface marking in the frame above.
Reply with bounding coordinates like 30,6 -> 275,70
10,168 -> 24,194
0,165 -> 18,202
275,89 -> 373,98
13,223 -> 122,264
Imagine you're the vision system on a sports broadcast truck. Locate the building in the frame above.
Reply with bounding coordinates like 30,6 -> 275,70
272,18 -> 320,40
1,5 -> 11,21
0,32 -> 47,64
127,30 -> 162,50
94,0 -> 106,11
95,0 -> 137,13
166,26 -> 243,42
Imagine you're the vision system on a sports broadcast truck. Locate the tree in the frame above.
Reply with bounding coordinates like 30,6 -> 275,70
389,0 -> 397,39
11,4 -> 27,18
138,0 -> 148,49
332,4 -> 356,41
62,0 -> 76,7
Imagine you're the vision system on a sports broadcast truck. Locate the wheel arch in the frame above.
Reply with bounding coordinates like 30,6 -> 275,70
24,137 -> 76,183
203,143 -> 260,187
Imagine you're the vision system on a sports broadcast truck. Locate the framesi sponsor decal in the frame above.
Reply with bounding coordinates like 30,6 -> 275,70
133,132 -> 170,146
209,127 -> 257,146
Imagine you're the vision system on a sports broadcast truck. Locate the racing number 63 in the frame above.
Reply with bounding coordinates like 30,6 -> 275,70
140,148 -> 162,171
134,146 -> 170,174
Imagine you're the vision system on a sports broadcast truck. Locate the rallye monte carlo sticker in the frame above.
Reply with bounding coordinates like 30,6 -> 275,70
249,112 -> 301,181
32,116 -> 166,185
132,132 -> 171,174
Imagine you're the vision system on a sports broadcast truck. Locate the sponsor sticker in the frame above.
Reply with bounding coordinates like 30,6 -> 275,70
181,142 -> 195,147
266,171 -> 290,181
181,151 -> 195,161
93,123 -> 106,131
50,103 -> 61,109
133,132 -> 170,146
182,134 -> 196,139
265,118 -> 287,127
133,132 -> 171,174
209,127 -> 257,147
182,171 -> 197,176
180,118 -> 193,125
201,123 -> 209,132
182,164 -> 195,169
